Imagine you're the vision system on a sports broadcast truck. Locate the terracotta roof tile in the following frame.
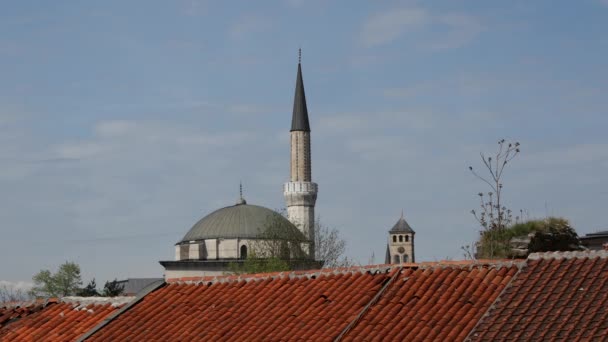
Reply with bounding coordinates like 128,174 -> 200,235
9,253 -> 606,341
0,298 -> 129,341
84,262 -> 520,341
468,250 -> 608,341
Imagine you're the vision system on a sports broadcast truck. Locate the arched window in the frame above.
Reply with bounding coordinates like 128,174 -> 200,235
405,235 -> 409,242
399,235 -> 403,242
403,254 -> 409,263
393,255 -> 400,264
240,245 -> 248,260
392,235 -> 397,243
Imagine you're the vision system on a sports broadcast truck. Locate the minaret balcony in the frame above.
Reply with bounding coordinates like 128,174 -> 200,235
284,181 -> 318,194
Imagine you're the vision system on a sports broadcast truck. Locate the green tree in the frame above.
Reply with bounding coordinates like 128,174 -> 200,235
229,211 -> 351,275
476,217 -> 582,259
229,252 -> 291,275
102,279 -> 124,297
30,261 -> 82,298
77,279 -> 99,297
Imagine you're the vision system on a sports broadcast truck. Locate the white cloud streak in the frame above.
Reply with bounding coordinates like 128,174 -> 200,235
359,7 -> 482,50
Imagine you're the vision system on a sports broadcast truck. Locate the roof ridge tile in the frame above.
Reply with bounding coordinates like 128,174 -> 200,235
528,250 -> 608,260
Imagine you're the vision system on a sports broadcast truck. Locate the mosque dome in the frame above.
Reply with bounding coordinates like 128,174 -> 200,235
179,200 -> 306,243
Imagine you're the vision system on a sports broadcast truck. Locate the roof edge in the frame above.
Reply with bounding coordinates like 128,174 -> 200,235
528,249 -> 608,260
76,280 -> 165,342
60,296 -> 134,308
166,260 -> 523,285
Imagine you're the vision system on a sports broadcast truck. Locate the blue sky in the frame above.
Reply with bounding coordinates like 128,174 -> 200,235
1,0 -> 608,287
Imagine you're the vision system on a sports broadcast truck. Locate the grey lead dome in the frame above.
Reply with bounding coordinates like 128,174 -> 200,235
180,203 -> 306,243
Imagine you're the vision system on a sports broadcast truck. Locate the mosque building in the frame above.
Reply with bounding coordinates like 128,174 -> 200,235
160,52 -> 415,279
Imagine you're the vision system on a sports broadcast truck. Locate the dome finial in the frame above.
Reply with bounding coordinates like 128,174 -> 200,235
237,181 -> 247,205
401,209 -> 404,219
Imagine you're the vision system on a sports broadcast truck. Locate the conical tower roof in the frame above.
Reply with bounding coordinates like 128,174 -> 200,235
290,49 -> 310,132
389,212 -> 415,234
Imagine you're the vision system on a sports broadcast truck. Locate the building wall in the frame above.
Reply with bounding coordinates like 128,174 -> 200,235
388,233 -> 415,263
284,182 -> 317,258
290,131 -> 311,182
165,269 -> 225,279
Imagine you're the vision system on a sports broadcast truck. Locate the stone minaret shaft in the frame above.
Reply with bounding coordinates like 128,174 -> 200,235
284,53 -> 318,259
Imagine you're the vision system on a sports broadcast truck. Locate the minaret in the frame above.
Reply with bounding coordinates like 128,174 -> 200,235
284,49 -> 318,259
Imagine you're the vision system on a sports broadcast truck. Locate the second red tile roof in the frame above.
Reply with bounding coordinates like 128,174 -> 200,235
86,262 -> 521,341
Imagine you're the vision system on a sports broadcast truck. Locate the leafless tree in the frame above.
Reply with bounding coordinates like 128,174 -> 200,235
315,219 -> 353,268
469,139 -> 521,258
469,139 -> 521,232
0,284 -> 30,304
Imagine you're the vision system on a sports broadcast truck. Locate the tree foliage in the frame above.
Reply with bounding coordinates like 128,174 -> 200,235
102,279 -> 125,297
29,261 -> 82,298
77,279 -> 99,297
228,252 -> 291,275
229,212 -> 351,274
251,211 -> 308,260
476,217 -> 582,259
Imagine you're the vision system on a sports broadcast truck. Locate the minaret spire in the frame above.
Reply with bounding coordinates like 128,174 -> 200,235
291,49 -> 310,132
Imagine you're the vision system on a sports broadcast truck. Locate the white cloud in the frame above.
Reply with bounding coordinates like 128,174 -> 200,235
426,13 -> 483,51
521,143 -> 608,168
229,14 -> 272,40
54,142 -> 107,160
358,7 -> 482,50
180,0 -> 208,16
0,280 -> 33,291
360,8 -> 428,48
95,120 -> 137,137
285,0 -> 305,8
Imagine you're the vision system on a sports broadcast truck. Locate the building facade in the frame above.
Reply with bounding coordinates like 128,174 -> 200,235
385,213 -> 416,264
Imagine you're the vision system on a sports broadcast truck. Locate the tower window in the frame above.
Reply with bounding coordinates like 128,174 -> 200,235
240,245 -> 248,260
393,255 -> 400,264
392,236 -> 397,243
405,235 -> 409,242
399,235 -> 403,242
403,254 -> 409,263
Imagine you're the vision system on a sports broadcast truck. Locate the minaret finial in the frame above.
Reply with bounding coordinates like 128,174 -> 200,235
298,48 -> 301,64
401,209 -> 404,219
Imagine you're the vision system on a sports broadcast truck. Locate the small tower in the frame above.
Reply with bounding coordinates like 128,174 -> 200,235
284,50 -> 318,259
385,212 -> 415,264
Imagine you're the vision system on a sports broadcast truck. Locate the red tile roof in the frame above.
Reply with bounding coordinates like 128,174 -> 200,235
4,252 -> 606,341
86,262 -> 521,341
0,298 -> 129,341
341,263 -> 519,341
468,250 -> 608,341
0,299 -> 56,328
